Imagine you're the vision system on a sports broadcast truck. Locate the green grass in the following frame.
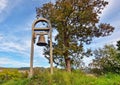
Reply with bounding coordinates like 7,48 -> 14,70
1,69 -> 120,85
1,79 -> 29,85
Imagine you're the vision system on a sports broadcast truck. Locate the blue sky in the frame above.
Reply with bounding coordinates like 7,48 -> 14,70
0,0 -> 120,68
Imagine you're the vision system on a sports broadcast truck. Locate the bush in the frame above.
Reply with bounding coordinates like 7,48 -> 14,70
0,69 -> 28,84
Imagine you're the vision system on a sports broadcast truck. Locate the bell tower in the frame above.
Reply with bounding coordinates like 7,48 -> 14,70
29,18 -> 53,78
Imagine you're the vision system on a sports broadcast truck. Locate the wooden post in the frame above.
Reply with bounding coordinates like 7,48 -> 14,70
29,30 -> 34,78
50,28 -> 53,74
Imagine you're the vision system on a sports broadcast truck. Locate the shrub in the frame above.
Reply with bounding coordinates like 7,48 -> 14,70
0,69 -> 28,84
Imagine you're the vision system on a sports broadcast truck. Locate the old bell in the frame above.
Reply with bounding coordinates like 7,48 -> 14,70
37,35 -> 47,46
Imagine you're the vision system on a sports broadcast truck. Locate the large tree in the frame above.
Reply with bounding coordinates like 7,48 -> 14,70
36,0 -> 114,72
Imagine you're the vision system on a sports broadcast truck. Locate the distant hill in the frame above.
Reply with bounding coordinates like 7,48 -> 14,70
0,67 -> 29,70
0,67 -> 46,71
18,67 -> 30,70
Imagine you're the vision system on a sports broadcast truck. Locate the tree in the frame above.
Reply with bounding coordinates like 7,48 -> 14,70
36,0 -> 114,72
89,45 -> 120,74
117,40 -> 120,51
116,40 -> 120,60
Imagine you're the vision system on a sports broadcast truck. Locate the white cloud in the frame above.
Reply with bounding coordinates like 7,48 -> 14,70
100,0 -> 119,17
0,41 -> 49,67
1,42 -> 26,51
0,57 -> 29,67
0,32 -> 48,63
99,0 -> 120,27
0,0 -> 8,13
0,34 -> 3,40
88,28 -> 120,47
0,0 -> 22,23
0,33 -> 31,56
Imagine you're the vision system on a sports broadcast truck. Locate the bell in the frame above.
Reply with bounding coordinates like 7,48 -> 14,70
37,35 -> 47,46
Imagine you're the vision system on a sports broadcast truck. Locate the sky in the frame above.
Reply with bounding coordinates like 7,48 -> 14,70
0,0 -> 120,68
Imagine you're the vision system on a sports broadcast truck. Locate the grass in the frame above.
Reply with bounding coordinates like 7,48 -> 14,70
1,79 -> 29,85
1,69 -> 120,85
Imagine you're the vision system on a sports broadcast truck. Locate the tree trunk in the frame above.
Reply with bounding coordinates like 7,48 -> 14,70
65,57 -> 71,72
63,24 -> 71,72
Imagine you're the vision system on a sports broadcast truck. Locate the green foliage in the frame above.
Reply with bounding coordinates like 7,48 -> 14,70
90,45 -> 120,74
0,69 -> 21,83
